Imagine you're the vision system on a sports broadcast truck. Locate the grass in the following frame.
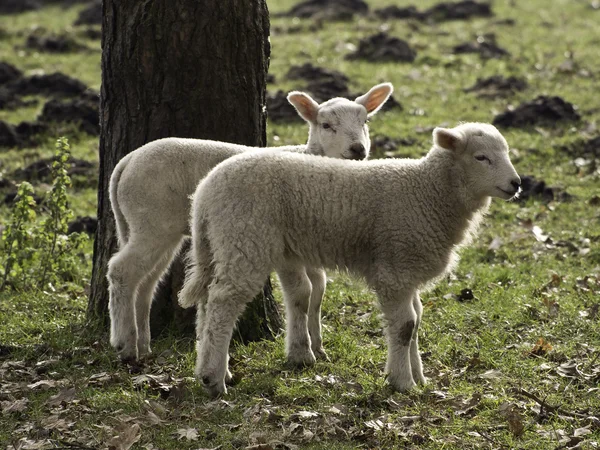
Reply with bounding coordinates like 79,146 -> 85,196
1,0 -> 599,448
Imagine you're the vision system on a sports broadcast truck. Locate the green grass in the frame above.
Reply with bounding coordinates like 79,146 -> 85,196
1,0 -> 600,448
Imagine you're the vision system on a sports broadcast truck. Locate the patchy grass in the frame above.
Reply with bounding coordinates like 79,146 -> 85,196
1,0 -> 599,448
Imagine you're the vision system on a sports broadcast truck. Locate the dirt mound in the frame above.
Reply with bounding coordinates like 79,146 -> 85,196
453,34 -> 509,59
0,120 -> 47,148
25,32 -> 88,53
374,6 -> 423,20
39,97 -> 99,135
0,174 -> 14,188
15,121 -> 48,142
0,72 -> 97,144
517,175 -> 556,203
276,0 -> 368,20
74,0 -> 101,26
79,27 -> 102,40
7,72 -> 89,97
426,0 -> 492,22
0,89 -> 37,111
0,62 -> 22,84
267,90 -> 303,123
12,157 -> 95,182
306,78 -> 353,103
40,0 -> 95,5
579,136 -> 600,158
564,136 -> 600,159
346,32 -> 417,63
375,1 -> 492,22
371,135 -> 416,155
67,216 -> 97,235
464,75 -> 527,97
0,0 -> 41,14
0,120 -> 20,148
287,63 -> 349,84
493,96 -> 580,128
379,94 -> 402,112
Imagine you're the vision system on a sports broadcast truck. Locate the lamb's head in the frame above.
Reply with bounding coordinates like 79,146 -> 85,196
433,123 -> 521,200
288,83 -> 393,160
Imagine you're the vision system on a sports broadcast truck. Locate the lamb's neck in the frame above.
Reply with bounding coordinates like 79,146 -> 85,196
419,150 -> 490,245
305,131 -> 324,156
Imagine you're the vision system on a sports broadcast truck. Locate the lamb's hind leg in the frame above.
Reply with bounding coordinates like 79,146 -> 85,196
410,293 -> 426,385
305,266 -> 328,361
134,236 -> 183,358
196,273 -> 265,397
108,238 -> 174,361
278,267 -> 316,367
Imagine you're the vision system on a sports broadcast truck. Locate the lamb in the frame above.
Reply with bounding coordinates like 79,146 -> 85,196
179,122 -> 521,397
107,83 -> 394,362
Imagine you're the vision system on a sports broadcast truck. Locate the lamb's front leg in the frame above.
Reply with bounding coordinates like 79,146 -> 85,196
379,290 -> 417,392
410,293 -> 426,385
278,268 -> 316,367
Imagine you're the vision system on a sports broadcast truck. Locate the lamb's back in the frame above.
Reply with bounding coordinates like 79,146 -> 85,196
196,151 -> 414,269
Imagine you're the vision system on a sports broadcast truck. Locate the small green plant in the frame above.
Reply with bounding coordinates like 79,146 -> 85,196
1,181 -> 37,290
0,138 -> 87,291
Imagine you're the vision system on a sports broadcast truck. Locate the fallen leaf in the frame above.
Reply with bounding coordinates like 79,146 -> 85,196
1,397 -> 28,413
541,297 -> 560,318
27,380 -> 57,390
290,410 -> 319,420
41,414 -> 75,431
176,427 -> 198,441
479,369 -> 502,379
364,419 -> 385,430
499,403 -> 525,437
10,438 -> 50,449
574,425 -> 592,437
46,387 -> 76,407
488,237 -> 503,250
532,225 -> 549,242
529,338 -> 553,357
107,423 -> 141,450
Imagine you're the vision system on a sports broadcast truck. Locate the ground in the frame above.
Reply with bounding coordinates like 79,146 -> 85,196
0,0 -> 599,449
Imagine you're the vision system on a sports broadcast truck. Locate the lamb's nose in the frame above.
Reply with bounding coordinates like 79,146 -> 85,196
349,143 -> 366,160
511,178 -> 521,191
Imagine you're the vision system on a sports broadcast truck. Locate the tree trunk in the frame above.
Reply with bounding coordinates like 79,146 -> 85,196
88,0 -> 283,341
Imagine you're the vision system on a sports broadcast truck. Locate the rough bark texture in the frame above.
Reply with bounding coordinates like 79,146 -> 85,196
88,0 -> 283,341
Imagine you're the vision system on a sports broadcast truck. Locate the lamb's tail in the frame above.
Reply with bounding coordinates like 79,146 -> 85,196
109,153 -> 133,248
178,220 -> 214,309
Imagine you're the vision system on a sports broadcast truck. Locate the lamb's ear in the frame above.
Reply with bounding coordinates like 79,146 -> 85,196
354,82 -> 394,117
433,127 -> 462,152
287,91 -> 320,124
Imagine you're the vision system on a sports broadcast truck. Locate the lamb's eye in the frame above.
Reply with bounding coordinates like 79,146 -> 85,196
322,123 -> 331,129
475,155 -> 490,163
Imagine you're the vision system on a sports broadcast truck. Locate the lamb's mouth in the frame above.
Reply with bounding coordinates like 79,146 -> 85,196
496,186 -> 519,198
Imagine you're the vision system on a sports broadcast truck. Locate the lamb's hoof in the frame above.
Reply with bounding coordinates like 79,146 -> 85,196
413,373 -> 428,385
115,345 -> 138,364
286,349 -> 317,368
137,345 -> 152,360
225,369 -> 234,385
388,374 -> 417,393
313,347 -> 330,362
200,375 -> 227,398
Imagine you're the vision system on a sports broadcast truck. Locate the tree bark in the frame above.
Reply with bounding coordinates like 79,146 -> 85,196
88,0 -> 283,341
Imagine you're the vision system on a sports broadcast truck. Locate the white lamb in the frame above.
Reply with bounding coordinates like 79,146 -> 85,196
107,83 -> 394,362
179,122 -> 521,396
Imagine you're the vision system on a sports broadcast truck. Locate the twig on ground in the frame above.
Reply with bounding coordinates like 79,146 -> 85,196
513,388 -> 587,419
